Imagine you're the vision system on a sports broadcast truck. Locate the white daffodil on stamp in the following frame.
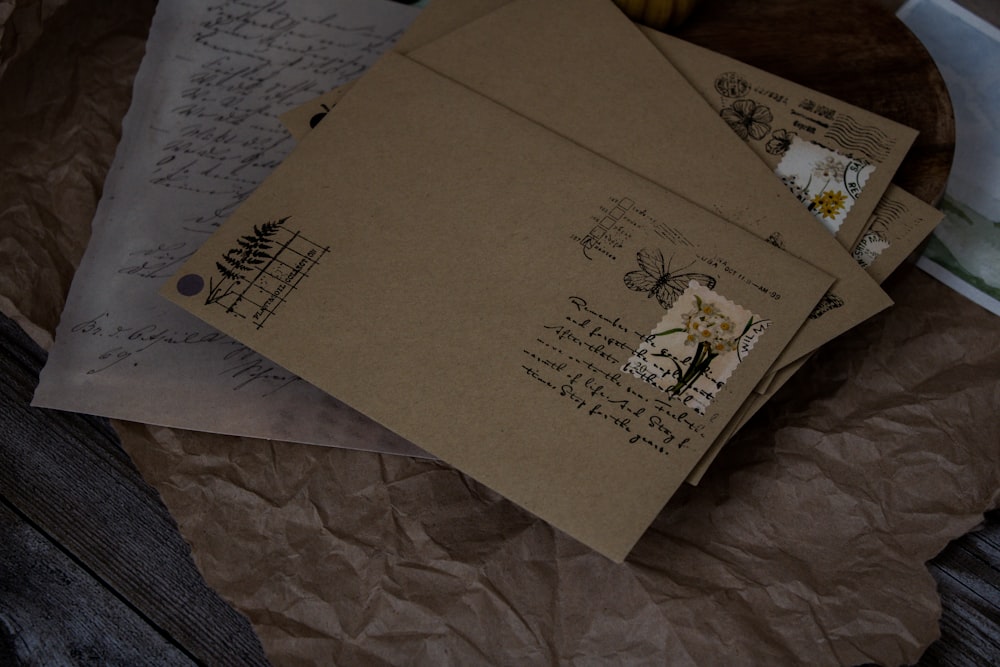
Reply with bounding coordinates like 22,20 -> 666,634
775,137 -> 875,235
622,281 -> 768,415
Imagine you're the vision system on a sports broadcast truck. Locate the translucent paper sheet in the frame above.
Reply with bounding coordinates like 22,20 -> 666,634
30,0 -> 427,457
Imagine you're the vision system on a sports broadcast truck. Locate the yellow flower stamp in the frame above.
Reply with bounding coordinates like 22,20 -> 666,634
775,137 -> 875,234
810,190 -> 849,220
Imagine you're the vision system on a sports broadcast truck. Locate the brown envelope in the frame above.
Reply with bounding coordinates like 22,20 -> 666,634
645,30 -> 919,250
287,0 -> 891,372
404,0 -> 890,366
688,185 -> 945,485
281,0 -> 914,486
851,185 -> 944,284
163,52 -> 832,561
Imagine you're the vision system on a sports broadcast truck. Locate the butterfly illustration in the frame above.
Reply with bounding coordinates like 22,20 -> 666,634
623,248 -> 717,310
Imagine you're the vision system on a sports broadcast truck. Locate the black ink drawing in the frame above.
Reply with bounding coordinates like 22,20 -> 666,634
714,71 -> 750,99
869,194 -> 908,237
624,248 -> 717,310
309,103 -> 334,129
765,128 -> 796,156
852,195 -> 909,268
852,230 -> 891,268
766,232 -> 786,250
208,217 -> 288,304
206,216 -> 329,329
577,195 -> 636,260
720,99 -> 773,141
825,113 -> 894,162
808,291 -> 845,320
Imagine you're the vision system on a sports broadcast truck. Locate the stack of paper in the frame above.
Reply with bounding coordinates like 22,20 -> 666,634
153,0 -> 940,560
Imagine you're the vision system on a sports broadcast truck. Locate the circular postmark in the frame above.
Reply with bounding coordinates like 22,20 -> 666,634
714,71 -> 749,99
736,319 -> 771,362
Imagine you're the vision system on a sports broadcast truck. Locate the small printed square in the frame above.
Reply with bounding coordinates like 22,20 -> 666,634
205,218 -> 327,329
622,282 -> 768,415
284,233 -> 328,261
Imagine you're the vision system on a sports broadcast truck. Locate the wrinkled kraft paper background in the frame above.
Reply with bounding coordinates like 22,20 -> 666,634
3,0 -> 999,664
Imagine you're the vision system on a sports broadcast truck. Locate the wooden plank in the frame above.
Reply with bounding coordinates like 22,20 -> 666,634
920,512 -> 1000,666
0,498 -> 195,666
0,312 -> 271,666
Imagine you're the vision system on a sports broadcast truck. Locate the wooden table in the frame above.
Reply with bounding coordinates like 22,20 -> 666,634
2,0 -> 997,664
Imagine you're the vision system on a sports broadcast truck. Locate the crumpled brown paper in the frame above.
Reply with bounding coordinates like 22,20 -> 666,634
4,0 -> 999,664
0,0 -> 70,81
112,271 -> 1000,665
0,0 -> 153,349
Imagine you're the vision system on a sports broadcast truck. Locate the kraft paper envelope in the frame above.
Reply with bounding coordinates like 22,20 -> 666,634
851,185 -> 944,284
288,7 -> 932,294
281,0 -> 914,481
403,0 -> 891,374
644,30 -> 919,250
164,52 -> 833,561
286,0 -> 890,374
638,31 -> 935,406
687,186 -> 945,484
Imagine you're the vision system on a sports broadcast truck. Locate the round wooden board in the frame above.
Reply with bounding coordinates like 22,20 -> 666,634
675,0 -> 955,205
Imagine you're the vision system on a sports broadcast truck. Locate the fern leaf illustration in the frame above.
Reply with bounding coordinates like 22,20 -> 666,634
222,252 -> 242,268
215,261 -> 240,281
259,217 -> 289,237
214,263 -> 229,281
212,216 -> 290,291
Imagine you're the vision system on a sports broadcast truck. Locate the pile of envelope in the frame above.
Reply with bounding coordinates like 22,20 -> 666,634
161,0 -> 943,561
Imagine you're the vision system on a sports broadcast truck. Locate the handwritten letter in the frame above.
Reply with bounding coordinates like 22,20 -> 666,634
34,0 -> 427,456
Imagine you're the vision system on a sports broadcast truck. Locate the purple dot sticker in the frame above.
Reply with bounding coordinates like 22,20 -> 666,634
176,273 -> 204,297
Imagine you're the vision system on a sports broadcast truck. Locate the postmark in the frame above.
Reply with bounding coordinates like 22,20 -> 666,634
714,71 -> 750,99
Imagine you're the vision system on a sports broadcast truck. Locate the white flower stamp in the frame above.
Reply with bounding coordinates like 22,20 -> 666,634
622,282 -> 768,415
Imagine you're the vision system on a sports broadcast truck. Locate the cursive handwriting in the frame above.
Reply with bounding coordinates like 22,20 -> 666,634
522,295 -> 708,457
68,311 -> 298,396
141,0 -> 415,244
89,0 -> 416,391
35,0 -> 420,445
118,242 -> 196,279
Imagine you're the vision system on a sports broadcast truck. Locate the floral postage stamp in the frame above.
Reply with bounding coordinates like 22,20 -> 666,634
775,137 -> 875,234
622,282 -> 767,415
